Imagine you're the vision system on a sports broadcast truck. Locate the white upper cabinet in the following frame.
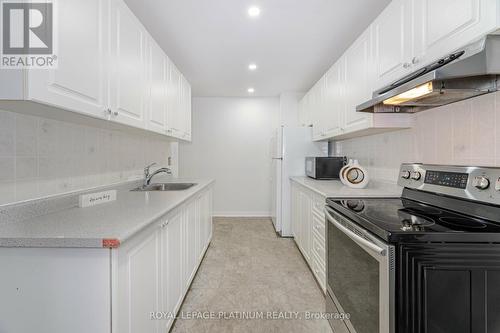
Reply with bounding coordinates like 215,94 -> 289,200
109,0 -> 147,129
323,59 -> 344,138
0,0 -> 192,141
147,39 -> 168,134
27,0 -> 108,119
311,79 -> 326,140
413,0 -> 499,67
167,63 -> 182,135
166,63 -> 192,141
180,74 -> 192,141
343,27 -> 374,134
303,0 -> 499,141
373,0 -> 413,90
184,80 -> 192,141
298,92 -> 312,127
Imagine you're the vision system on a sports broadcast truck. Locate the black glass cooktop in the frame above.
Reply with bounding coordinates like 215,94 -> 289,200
327,197 -> 500,243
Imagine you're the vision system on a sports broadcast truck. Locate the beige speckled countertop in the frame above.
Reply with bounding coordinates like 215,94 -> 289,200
0,178 -> 214,248
290,176 -> 403,198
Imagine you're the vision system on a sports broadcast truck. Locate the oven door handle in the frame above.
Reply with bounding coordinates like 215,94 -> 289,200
325,208 -> 386,256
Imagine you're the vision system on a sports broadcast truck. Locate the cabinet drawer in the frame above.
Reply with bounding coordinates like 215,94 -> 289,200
311,233 -> 326,268
312,211 -> 326,241
311,250 -> 326,291
312,194 -> 326,216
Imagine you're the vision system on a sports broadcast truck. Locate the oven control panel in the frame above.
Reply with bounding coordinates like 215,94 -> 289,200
398,164 -> 500,206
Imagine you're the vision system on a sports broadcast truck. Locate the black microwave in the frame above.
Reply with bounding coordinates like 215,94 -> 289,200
305,156 -> 346,180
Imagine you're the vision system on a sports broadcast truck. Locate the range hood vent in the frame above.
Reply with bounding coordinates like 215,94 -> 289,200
357,36 -> 500,113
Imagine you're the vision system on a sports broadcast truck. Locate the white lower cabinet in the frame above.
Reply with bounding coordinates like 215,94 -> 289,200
291,182 -> 326,293
115,223 -> 161,333
0,248 -> 111,333
160,209 -> 184,331
114,187 -> 213,333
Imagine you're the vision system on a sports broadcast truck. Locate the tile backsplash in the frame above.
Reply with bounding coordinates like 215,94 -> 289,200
334,91 -> 500,182
0,109 -> 172,205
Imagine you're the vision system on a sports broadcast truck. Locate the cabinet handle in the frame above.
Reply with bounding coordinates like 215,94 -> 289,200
403,62 -> 411,69
104,108 -> 112,115
113,110 -> 119,116
412,57 -> 419,65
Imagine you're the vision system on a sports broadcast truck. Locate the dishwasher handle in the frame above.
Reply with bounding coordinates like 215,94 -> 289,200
325,208 -> 386,256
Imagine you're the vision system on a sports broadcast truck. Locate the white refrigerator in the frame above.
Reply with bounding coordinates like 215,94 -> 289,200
270,126 -> 327,237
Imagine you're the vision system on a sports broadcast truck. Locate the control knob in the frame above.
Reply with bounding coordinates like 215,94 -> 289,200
400,170 -> 411,179
411,171 -> 422,181
472,176 -> 490,190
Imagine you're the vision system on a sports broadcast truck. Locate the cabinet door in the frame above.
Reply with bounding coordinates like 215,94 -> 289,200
198,190 -> 211,253
117,228 -> 160,333
28,0 -> 108,119
413,0 -> 498,67
160,211 -> 183,331
291,184 -> 299,238
179,75 -> 192,141
299,92 -> 312,127
109,0 -> 147,129
183,200 -> 197,286
343,28 -> 374,134
311,80 -> 326,141
206,189 -> 213,242
147,39 -> 168,134
167,63 -> 182,136
323,60 -> 344,137
298,98 -> 307,127
184,80 -> 192,141
299,189 -> 311,261
373,0 -> 412,90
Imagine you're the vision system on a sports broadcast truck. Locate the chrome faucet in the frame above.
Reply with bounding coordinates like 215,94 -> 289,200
143,163 -> 172,187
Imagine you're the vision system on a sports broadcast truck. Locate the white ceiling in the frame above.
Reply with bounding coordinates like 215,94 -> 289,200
124,0 -> 391,97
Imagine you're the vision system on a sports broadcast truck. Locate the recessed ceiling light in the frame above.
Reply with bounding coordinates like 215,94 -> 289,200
248,63 -> 258,71
248,6 -> 260,17
248,88 -> 255,94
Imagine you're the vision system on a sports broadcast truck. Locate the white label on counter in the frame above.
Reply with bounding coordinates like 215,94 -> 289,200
79,190 -> 117,208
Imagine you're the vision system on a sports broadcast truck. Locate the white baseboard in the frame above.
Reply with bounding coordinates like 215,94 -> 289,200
213,211 -> 271,217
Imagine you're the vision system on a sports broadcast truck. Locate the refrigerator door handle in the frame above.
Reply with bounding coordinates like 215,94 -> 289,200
272,157 -> 283,160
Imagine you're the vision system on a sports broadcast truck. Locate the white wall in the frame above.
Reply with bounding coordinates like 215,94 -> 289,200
0,110 -> 173,205
334,91 -> 500,182
179,97 -> 279,216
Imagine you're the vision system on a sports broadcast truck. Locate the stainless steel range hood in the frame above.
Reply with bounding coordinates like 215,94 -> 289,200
357,36 -> 500,113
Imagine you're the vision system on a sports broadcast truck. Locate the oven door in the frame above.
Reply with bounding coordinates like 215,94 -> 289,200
325,206 -> 395,333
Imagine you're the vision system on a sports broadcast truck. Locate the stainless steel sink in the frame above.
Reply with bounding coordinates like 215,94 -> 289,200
132,183 -> 197,191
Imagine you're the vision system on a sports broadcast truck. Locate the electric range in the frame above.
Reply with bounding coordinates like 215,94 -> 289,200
325,164 -> 500,333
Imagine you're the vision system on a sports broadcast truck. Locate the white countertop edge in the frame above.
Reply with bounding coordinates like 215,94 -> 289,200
290,176 -> 402,198
118,179 -> 215,244
0,179 -> 216,249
